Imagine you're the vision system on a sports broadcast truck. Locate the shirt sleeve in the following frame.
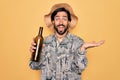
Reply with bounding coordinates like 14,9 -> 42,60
29,47 -> 46,70
71,37 -> 88,74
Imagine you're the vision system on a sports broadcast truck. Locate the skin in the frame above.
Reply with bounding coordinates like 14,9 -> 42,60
30,11 -> 105,53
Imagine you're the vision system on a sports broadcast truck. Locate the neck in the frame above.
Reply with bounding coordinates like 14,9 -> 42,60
55,31 -> 68,42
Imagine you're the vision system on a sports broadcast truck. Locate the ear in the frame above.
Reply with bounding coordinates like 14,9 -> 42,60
68,21 -> 71,24
52,21 -> 54,24
68,21 -> 71,26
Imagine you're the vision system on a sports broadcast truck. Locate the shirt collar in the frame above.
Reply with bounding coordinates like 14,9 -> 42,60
54,32 -> 71,45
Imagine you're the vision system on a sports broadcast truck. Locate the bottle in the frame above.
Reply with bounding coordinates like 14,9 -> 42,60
31,27 -> 44,62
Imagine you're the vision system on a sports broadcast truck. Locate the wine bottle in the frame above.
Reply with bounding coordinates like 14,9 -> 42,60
31,27 -> 44,62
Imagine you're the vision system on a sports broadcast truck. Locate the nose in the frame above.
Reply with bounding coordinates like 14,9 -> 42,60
59,19 -> 63,24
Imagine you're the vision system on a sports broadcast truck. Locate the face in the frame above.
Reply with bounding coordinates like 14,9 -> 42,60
52,11 -> 70,35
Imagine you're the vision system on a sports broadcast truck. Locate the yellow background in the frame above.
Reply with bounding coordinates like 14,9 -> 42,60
0,0 -> 120,80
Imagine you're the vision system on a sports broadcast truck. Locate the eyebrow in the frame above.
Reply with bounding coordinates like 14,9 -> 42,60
55,16 -> 68,18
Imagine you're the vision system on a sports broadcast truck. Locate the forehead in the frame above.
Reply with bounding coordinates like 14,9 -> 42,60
55,11 -> 68,17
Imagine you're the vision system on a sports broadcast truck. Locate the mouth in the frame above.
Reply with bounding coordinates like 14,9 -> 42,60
54,24 -> 68,35
59,25 -> 64,27
58,25 -> 64,31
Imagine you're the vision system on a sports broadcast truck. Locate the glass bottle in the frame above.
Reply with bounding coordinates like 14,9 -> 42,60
31,27 -> 44,62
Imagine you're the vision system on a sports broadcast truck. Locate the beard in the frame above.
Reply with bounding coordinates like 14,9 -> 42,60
54,24 -> 69,35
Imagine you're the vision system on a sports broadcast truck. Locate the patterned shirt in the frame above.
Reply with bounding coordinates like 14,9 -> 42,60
29,33 -> 88,80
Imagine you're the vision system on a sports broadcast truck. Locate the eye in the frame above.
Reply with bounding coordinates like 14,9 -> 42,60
55,17 -> 60,21
63,17 -> 67,21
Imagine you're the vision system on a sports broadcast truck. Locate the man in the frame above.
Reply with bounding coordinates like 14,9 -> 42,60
29,3 -> 104,80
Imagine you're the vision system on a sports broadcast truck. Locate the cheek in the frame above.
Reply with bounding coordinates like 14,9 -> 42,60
63,21 -> 69,26
53,21 -> 59,25
52,22 -> 57,27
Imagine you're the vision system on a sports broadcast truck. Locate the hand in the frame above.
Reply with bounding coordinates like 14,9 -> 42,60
29,38 -> 45,53
80,40 -> 105,51
29,38 -> 37,53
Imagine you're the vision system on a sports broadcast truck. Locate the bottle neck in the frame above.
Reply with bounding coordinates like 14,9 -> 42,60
38,27 -> 43,36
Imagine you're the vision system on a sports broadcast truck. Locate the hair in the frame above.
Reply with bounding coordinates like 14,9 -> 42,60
51,7 -> 71,21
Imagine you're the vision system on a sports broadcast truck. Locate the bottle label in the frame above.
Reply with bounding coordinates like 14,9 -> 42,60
35,38 -> 40,60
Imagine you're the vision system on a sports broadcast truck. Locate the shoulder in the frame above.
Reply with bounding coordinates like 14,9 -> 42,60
43,34 -> 55,44
68,33 -> 84,48
69,33 -> 84,43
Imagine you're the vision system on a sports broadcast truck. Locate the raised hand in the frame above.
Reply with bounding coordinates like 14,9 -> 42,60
80,40 -> 105,51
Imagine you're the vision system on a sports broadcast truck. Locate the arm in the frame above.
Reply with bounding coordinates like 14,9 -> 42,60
29,38 -> 46,70
29,50 -> 46,70
72,39 -> 105,74
71,49 -> 87,74
29,54 -> 46,70
71,37 -> 88,74
29,61 -> 42,70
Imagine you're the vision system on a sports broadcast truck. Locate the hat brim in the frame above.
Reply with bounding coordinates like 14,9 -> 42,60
44,3 -> 78,29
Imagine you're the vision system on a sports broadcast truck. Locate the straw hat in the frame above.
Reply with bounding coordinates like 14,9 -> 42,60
44,3 -> 78,29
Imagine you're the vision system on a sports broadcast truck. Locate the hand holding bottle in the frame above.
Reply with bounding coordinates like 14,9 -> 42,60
29,38 -> 37,53
30,38 -> 45,53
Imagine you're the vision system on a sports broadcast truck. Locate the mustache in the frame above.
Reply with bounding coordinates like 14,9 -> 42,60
57,24 -> 65,27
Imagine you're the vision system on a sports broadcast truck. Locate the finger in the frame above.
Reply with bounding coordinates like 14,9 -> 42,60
91,41 -> 95,43
96,40 -> 105,46
101,40 -> 105,43
98,40 -> 105,45
29,47 -> 35,53
31,45 -> 36,50
31,42 -> 36,46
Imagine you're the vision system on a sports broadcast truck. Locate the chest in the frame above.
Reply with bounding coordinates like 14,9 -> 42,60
45,40 -> 76,55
